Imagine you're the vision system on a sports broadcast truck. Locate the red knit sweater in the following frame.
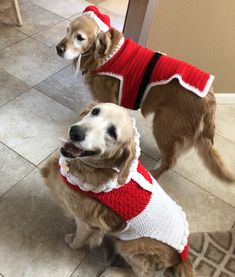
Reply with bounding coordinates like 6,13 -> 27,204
61,161 -> 189,261
92,39 -> 214,110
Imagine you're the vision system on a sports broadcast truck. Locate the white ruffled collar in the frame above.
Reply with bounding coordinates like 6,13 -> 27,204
59,118 -> 141,193
98,37 -> 125,68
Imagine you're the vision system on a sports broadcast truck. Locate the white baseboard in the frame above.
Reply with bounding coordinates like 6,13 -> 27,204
215,93 -> 235,104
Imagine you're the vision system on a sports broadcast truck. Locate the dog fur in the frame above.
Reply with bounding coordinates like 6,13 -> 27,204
41,103 -> 194,277
56,15 -> 235,183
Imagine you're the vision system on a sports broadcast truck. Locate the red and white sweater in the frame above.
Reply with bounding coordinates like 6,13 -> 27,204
92,38 -> 214,110
59,157 -> 189,261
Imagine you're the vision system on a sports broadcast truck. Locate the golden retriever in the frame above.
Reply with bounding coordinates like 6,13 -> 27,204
41,103 -> 194,277
56,10 -> 234,183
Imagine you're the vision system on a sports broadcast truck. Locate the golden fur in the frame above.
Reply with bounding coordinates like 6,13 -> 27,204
56,16 -> 235,183
41,103 -> 194,277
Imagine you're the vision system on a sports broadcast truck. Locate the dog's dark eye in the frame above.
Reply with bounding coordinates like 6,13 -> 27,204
76,34 -> 85,41
107,125 -> 117,140
91,108 -> 100,116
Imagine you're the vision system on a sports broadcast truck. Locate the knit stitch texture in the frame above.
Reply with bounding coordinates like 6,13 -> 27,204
93,38 -> 214,110
61,161 -> 189,261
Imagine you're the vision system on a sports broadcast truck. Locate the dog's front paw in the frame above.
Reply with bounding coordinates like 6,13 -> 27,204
65,233 -> 86,250
64,233 -> 75,245
100,267 -> 135,277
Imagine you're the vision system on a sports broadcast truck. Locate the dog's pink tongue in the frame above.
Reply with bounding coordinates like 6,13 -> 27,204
62,141 -> 83,157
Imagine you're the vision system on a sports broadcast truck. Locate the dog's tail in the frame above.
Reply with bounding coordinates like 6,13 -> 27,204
174,258 -> 195,277
196,137 -> 235,183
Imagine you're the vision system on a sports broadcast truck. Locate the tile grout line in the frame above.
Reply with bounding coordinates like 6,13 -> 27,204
0,141 -> 36,167
0,165 -> 35,200
68,250 -> 89,277
32,78 -> 79,113
26,18 -> 68,39
0,44 -> 70,94
32,19 -> 70,47
13,0 -> 67,27
34,86 -> 79,113
0,87 -> 32,109
140,151 -> 235,208
32,64 -> 84,113
0,25 -> 28,49
28,0 -> 91,19
0,35 -> 29,53
215,132 -> 235,145
172,168 -> 235,209
36,145 -> 60,168
1,3 -> 64,37
0,3 -> 68,50
0,86 -> 31,109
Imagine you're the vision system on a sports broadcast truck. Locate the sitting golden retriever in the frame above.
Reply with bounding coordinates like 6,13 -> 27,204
56,6 -> 234,183
41,103 -> 194,277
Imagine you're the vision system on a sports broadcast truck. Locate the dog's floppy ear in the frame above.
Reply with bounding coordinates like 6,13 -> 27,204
94,31 -> 111,58
79,102 -> 98,118
117,139 -> 136,185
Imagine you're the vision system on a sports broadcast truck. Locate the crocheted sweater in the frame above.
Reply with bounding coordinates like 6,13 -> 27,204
60,158 -> 189,261
92,38 -> 214,110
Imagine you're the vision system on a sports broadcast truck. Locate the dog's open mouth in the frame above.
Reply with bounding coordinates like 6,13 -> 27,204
60,141 -> 96,159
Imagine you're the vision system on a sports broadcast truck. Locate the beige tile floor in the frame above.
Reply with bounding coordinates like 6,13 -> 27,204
0,1 -> 234,276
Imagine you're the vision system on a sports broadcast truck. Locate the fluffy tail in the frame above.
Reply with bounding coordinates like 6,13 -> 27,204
197,138 -> 235,183
174,258 -> 195,277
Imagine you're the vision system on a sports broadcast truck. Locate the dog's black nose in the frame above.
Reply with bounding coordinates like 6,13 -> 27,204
69,125 -> 85,142
56,44 -> 65,56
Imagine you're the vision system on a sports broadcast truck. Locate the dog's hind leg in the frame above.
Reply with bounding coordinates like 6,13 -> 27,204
150,110 -> 192,179
150,120 -> 177,179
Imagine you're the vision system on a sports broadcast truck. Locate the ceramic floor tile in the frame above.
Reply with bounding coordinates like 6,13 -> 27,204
159,170 -> 235,233
172,135 -> 235,207
0,37 -> 68,86
72,247 -> 106,277
35,65 -> 92,112
70,7 -> 125,32
0,2 -> 64,36
139,152 -> 156,169
31,0 -> 90,18
216,104 -> 235,143
129,110 -> 161,160
0,168 -> 86,277
99,0 -> 128,16
0,142 -> 34,197
0,22 -> 27,50
0,88 -> 77,165
33,19 -> 70,48
38,148 -> 60,169
0,69 -> 30,106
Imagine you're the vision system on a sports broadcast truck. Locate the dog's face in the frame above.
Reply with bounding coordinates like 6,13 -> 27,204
56,16 -> 99,60
61,103 -> 134,162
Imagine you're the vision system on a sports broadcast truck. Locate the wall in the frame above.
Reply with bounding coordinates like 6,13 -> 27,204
146,0 -> 235,93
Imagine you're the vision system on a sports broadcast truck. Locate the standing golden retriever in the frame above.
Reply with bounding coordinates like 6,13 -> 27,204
56,7 -> 234,183
41,103 -> 194,277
